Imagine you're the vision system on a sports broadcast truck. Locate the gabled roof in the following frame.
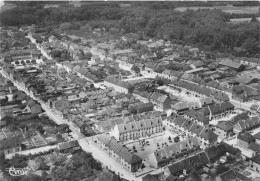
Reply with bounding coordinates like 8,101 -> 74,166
149,92 -> 169,104
215,121 -> 233,131
200,128 -> 218,143
248,142 -> 260,153
185,110 -> 210,125
237,132 -> 255,143
208,102 -> 234,115
171,102 -> 189,111
251,154 -> 260,164
153,149 -> 168,163
235,117 -> 260,131
219,59 -> 243,69
118,146 -> 142,164
253,131 -> 260,140
108,137 -> 123,154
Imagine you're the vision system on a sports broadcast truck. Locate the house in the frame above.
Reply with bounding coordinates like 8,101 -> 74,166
165,115 -> 218,148
148,92 -> 171,110
254,132 -> 260,144
0,136 -> 22,155
207,102 -> 234,120
233,117 -> 260,134
232,85 -> 259,102
104,76 -> 134,94
129,102 -> 154,114
164,151 -> 209,176
171,102 -> 189,115
213,121 -> 234,139
184,110 -> 210,125
95,135 -> 142,172
237,75 -> 258,85
190,60 -> 205,69
247,142 -> 260,156
147,137 -> 200,168
52,99 -> 70,115
250,154 -> 260,173
118,146 -> 143,172
237,132 -> 255,149
112,117 -> 163,142
214,169 -> 253,181
205,142 -> 242,162
218,59 -> 245,72
199,97 -> 215,107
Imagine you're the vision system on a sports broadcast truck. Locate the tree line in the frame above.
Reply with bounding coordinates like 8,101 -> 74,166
1,2 -> 259,57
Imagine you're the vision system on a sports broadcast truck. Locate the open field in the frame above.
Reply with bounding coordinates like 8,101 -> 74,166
175,6 -> 260,14
125,131 -> 177,160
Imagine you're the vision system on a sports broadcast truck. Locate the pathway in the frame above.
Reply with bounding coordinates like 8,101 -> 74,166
5,145 -> 57,159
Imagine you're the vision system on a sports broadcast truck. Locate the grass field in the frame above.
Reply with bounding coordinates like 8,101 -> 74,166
175,6 -> 260,14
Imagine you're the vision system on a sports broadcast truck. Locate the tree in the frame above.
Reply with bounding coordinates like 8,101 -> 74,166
80,24 -> 92,32
31,59 -> 36,64
174,136 -> 180,142
15,60 -> 20,65
120,16 -> 135,33
9,154 -> 28,168
131,65 -> 140,74
26,60 -> 31,64
168,136 -> 171,141
60,22 -> 72,32
84,52 -> 92,60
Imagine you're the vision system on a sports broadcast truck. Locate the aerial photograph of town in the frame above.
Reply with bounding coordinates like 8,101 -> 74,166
0,0 -> 260,181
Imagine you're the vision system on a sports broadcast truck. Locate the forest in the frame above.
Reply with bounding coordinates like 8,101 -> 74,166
0,1 -> 259,56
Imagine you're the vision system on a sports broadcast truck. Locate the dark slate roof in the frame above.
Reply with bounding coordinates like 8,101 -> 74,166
237,132 -> 255,143
222,142 -> 241,156
108,138 -> 123,154
185,110 -> 210,125
254,132 -> 260,140
135,102 -> 154,110
153,148 -> 168,163
118,146 -> 142,164
96,133 -> 112,146
251,154 -> 260,164
215,121 -> 233,131
208,102 -> 234,115
219,59 -> 243,69
248,142 -> 260,153
218,169 -> 237,181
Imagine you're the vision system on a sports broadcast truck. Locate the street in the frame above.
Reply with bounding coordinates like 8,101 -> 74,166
78,138 -> 140,181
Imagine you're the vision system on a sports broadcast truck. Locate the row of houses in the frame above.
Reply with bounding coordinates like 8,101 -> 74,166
165,115 -> 218,148
170,79 -> 230,102
164,142 -> 242,177
112,117 -> 163,142
147,136 -> 201,168
213,116 -> 260,140
94,134 -> 142,172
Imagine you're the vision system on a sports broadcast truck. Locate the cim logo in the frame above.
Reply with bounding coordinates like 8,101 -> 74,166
6,166 -> 30,176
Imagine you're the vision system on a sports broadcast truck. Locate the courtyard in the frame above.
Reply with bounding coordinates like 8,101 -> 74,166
125,130 -> 178,160
157,86 -> 201,103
